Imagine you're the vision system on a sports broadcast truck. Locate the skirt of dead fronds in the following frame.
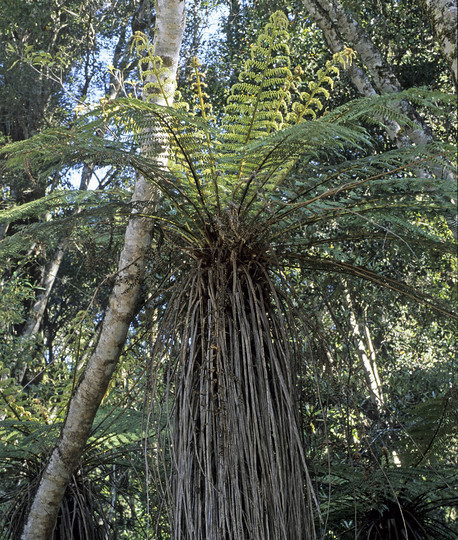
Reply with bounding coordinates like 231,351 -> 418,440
0,457 -> 111,539
152,255 -> 316,539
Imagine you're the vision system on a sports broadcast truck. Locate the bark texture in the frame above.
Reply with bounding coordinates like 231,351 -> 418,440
21,2 -> 185,539
302,0 -> 432,146
302,0 -> 457,238
419,0 -> 457,86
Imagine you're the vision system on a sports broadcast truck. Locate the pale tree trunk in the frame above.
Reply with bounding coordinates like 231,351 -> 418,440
302,0 -> 432,145
20,245 -> 66,341
419,0 -> 457,87
0,221 -> 8,241
14,167 -> 91,385
21,2 -> 185,539
302,0 -> 457,238
343,289 -> 384,415
301,0 -> 405,144
342,287 -> 403,465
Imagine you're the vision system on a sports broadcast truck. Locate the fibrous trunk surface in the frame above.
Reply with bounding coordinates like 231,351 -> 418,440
161,239 -> 314,539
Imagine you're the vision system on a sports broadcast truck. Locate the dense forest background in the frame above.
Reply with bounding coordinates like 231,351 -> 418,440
0,0 -> 456,538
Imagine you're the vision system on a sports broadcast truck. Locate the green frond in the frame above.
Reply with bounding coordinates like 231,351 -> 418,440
319,465 -> 458,539
1,14 -> 456,539
0,189 -> 125,225
0,420 -> 58,460
399,390 -> 458,466
0,196 -> 128,263
1,14 -> 455,317
221,11 -> 293,151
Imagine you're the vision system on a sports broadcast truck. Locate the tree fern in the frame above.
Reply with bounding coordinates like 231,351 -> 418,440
1,10 -> 456,539
0,410 -> 150,539
318,464 -> 458,538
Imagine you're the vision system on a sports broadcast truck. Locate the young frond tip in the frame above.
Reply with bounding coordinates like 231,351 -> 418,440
131,31 -> 177,105
333,47 -> 356,69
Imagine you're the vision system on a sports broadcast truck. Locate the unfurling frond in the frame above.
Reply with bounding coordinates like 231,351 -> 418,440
222,10 -> 292,152
131,31 -> 187,109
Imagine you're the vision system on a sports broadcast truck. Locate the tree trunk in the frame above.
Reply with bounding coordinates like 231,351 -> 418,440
302,0 -> 457,238
343,288 -> 384,416
419,0 -> 457,87
164,256 -> 316,539
302,0 -> 433,145
14,166 -> 91,385
342,287 -> 404,465
21,2 -> 185,539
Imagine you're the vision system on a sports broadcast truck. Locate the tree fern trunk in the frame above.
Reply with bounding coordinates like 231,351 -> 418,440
20,2 -> 185,539
164,251 -> 316,539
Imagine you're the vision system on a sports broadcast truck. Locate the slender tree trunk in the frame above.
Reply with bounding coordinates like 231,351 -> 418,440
343,289 -> 384,416
20,245 -> 66,342
302,0 -> 432,145
342,287 -> 404,465
21,2 -> 185,539
0,220 -> 8,241
419,0 -> 457,87
14,167 -> 91,385
302,0 -> 457,238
